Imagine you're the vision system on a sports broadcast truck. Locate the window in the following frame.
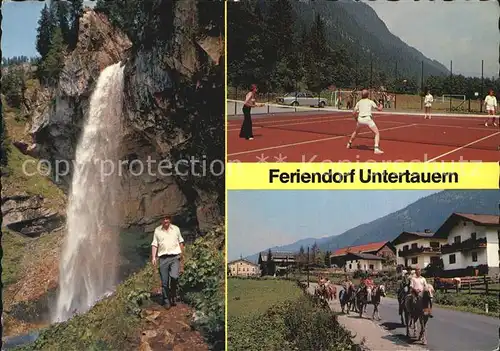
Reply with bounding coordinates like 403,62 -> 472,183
411,257 -> 418,264
472,252 -> 478,262
411,243 -> 418,249
403,245 -> 409,251
449,254 -> 456,264
454,236 -> 461,244
369,264 -> 374,270
471,232 -> 477,241
430,241 -> 440,248
349,264 -> 352,270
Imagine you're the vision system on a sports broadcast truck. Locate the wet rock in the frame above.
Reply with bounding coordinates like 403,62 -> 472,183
1,194 -> 64,237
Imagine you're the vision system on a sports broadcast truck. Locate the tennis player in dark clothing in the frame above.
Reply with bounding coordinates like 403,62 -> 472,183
239,84 -> 263,140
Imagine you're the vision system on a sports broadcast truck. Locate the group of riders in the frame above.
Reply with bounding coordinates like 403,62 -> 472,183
317,267 -> 434,318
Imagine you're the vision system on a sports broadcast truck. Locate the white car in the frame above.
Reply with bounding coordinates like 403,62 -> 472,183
276,92 -> 328,108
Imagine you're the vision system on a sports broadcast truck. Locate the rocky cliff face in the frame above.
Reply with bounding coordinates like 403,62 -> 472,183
24,4 -> 224,235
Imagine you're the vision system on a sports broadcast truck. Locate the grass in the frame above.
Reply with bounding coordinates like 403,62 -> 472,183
14,225 -> 225,351
228,278 -> 302,318
227,278 -> 354,351
2,146 -> 65,211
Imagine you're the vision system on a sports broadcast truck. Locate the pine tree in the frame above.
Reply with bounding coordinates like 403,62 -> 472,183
36,4 -> 54,59
68,0 -> 83,48
41,27 -> 66,85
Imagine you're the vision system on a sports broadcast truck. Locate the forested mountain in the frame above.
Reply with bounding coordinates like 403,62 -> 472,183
245,190 -> 499,263
228,0 -> 499,97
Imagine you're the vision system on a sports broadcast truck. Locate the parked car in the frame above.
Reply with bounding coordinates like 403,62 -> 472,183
276,92 -> 328,107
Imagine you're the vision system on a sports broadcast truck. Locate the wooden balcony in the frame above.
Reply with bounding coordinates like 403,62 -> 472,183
441,237 -> 487,254
398,246 -> 440,257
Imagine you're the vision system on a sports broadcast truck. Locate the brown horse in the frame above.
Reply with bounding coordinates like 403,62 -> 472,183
434,277 -> 461,291
402,291 -> 432,344
315,284 -> 336,301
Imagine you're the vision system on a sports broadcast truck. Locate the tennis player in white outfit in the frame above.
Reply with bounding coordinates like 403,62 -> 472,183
347,89 -> 384,154
484,90 -> 498,127
424,89 -> 433,119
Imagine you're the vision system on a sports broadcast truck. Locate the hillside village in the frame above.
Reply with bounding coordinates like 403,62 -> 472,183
229,212 -> 500,279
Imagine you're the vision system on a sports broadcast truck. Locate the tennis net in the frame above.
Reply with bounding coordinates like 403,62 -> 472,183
238,102 -> 499,151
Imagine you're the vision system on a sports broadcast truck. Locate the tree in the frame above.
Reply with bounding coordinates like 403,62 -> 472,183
311,242 -> 318,265
2,67 -> 26,108
40,27 -> 66,85
36,4 -> 55,59
54,1 -> 71,45
266,249 -> 276,276
324,250 -> 331,267
68,0 -> 84,48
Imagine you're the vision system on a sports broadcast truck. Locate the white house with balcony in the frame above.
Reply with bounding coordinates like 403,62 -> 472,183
433,213 -> 499,276
392,230 -> 447,270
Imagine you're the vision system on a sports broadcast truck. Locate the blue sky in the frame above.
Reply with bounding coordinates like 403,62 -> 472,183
1,1 -> 95,59
228,190 -> 440,261
368,0 -> 499,78
2,1 -> 498,77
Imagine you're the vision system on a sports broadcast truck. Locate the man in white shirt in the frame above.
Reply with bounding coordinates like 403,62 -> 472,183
151,216 -> 185,309
347,89 -> 384,154
484,89 -> 498,126
410,268 -> 433,317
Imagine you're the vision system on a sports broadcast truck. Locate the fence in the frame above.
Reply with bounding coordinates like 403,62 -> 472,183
434,276 -> 500,296
228,59 -> 500,115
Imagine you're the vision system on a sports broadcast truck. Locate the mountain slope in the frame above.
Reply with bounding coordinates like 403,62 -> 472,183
246,190 -> 499,262
290,0 -> 448,78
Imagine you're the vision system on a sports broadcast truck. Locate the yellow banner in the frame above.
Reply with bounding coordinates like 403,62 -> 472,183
226,162 -> 499,190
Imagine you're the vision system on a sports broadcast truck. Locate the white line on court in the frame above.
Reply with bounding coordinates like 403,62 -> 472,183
227,123 -> 418,156
425,132 -> 500,162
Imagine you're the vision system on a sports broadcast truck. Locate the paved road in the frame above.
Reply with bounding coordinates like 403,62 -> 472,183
372,295 -> 499,351
308,283 -> 498,351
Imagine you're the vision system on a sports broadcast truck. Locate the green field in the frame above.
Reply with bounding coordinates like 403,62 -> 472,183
228,278 -> 302,318
227,278 -> 354,351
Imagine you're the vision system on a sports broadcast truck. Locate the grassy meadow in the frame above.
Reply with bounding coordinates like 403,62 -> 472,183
227,278 -> 354,351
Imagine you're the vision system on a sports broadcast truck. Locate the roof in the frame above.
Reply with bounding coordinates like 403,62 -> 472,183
344,252 -> 384,261
330,241 -> 389,257
228,259 -> 259,267
391,231 -> 435,246
434,212 -> 500,239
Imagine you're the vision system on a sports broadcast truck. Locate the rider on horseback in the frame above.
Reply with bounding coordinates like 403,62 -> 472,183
342,275 -> 352,290
363,275 -> 374,303
410,268 -> 433,318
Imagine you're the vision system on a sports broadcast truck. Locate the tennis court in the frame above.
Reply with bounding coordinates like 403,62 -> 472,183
227,102 -> 499,162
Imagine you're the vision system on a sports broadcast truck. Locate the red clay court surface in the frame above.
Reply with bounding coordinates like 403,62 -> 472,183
227,111 -> 499,162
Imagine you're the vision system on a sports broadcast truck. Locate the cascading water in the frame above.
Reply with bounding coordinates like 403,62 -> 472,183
52,62 -> 125,322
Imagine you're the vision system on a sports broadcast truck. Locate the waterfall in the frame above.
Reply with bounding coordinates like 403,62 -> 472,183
52,62 -> 125,322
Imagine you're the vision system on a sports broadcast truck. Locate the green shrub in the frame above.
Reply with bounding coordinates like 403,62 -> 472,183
179,227 -> 225,350
228,292 -> 354,351
433,291 -> 498,314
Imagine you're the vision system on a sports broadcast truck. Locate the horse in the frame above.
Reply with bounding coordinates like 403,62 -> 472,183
356,284 -> 386,319
435,277 -> 461,292
397,284 -> 410,325
402,290 -> 432,344
326,284 -> 337,300
339,284 -> 355,314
